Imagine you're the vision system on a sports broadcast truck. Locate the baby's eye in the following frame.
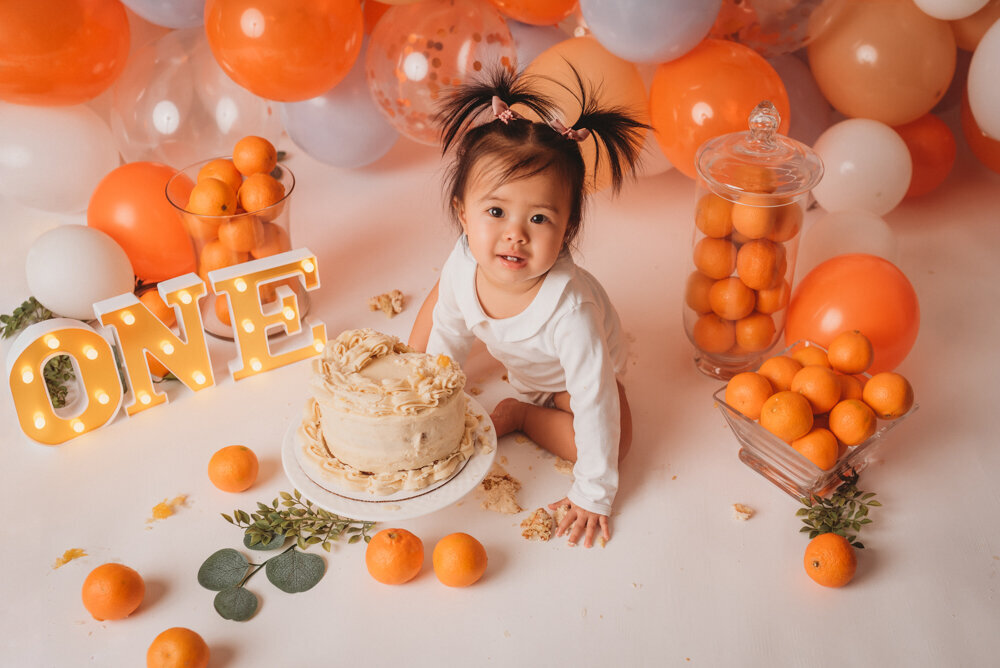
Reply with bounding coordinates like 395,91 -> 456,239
487,207 -> 504,218
530,214 -> 548,224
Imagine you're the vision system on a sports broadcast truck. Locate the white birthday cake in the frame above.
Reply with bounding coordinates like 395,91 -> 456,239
297,328 -> 479,495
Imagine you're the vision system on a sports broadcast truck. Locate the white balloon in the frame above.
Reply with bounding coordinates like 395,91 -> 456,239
0,104 -> 120,214
968,18 -> 1000,140
913,0 -> 988,20
26,226 -> 135,320
811,119 -> 912,216
796,210 -> 899,280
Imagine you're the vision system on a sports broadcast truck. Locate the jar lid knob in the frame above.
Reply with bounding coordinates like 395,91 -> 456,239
748,100 -> 780,148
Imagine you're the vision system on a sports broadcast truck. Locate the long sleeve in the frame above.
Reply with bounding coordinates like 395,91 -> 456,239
552,303 -> 621,516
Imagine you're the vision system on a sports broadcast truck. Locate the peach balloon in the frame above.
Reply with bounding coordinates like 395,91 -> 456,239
0,0 -> 130,106
807,0 -> 956,127
490,0 -> 577,26
649,39 -> 789,180
523,36 -> 650,192
950,0 -> 1000,50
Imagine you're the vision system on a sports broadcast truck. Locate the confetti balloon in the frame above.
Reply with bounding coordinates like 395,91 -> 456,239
712,0 -> 830,58
0,0 -> 130,106
366,0 -> 517,145
110,28 -> 282,168
205,0 -> 363,102
807,0 -> 957,127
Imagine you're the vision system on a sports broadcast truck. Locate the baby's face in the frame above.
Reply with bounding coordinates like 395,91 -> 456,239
456,165 -> 571,293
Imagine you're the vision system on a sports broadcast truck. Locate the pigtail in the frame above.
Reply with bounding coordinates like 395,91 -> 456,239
437,68 -> 555,153
549,65 -> 651,194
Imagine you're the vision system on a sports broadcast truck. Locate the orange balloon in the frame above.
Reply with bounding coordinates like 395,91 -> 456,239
490,0 -> 576,26
524,36 -> 649,192
961,88 -> 1000,174
204,0 -> 364,102
807,0 -> 956,126
785,254 -> 919,373
363,0 -> 392,34
0,0 -> 130,106
893,113 -> 957,198
649,39 -> 789,180
87,162 -> 198,284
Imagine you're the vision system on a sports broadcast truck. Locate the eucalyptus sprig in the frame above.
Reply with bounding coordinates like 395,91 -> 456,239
2,297 -> 75,408
797,469 -> 881,548
198,545 -> 325,621
223,489 -> 375,552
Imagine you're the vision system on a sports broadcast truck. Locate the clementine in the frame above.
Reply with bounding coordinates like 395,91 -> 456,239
827,330 -> 874,375
207,445 -> 259,493
759,391 -> 814,443
791,427 -> 839,470
684,271 -> 715,314
734,311 -> 776,352
218,216 -> 264,253
232,135 -> 278,176
251,222 -> 290,259
694,192 -> 734,238
767,201 -> 803,242
803,533 -> 857,588
755,278 -> 790,314
862,372 -> 914,420
828,399 -> 877,446
237,172 -> 285,215
81,563 -> 145,621
757,355 -> 802,392
691,313 -> 736,354
139,289 -> 176,328
186,177 -> 237,216
790,365 -> 842,414
366,528 -> 424,585
724,372 -> 773,420
736,239 -> 784,290
146,627 -> 210,668
197,158 -> 243,195
433,533 -> 488,587
791,344 -> 831,369
709,277 -> 756,320
731,196 -> 775,239
692,237 -> 737,280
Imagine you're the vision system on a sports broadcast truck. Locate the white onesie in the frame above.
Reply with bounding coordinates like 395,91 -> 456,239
426,236 -> 628,515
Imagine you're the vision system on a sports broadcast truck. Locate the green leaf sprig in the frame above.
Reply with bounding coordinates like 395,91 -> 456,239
797,470 -> 881,548
197,545 -> 325,621
2,297 -> 75,408
223,490 -> 375,552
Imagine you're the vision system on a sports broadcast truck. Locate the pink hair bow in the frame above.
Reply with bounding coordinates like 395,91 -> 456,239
491,96 -> 523,124
548,118 -> 591,142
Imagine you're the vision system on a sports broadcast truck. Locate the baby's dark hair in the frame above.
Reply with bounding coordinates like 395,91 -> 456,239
437,67 -> 649,248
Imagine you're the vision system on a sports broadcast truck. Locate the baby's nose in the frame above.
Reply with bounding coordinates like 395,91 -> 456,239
503,221 -> 528,242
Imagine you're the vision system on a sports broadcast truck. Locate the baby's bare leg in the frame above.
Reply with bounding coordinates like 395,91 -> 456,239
490,383 -> 632,463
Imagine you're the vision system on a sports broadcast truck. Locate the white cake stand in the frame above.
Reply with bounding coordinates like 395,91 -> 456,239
281,394 -> 497,522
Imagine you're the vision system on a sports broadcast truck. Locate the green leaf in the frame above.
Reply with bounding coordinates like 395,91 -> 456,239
265,548 -> 326,593
237,510 -> 252,524
868,500 -> 882,507
222,513 -> 235,524
198,549 -> 249,591
348,534 -> 362,544
245,533 -> 287,551
854,541 -> 865,549
214,586 -> 259,621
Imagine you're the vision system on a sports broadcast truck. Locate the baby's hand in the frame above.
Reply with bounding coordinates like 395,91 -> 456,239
548,498 -> 610,548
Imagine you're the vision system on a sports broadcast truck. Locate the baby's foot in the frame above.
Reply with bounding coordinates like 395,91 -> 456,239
490,398 -> 527,438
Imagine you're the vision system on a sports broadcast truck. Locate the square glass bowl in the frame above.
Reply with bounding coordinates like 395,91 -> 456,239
713,342 -> 917,499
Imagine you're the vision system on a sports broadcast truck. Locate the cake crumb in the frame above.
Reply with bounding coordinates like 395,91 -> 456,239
553,457 -> 574,476
500,455 -> 508,465
552,504 -> 569,527
514,434 -> 528,444
368,289 -> 404,317
732,503 -> 754,521
671,475 -> 677,481
598,536 -> 607,548
520,508 -> 554,541
147,495 -> 188,525
503,631 -> 511,638
469,387 -> 482,396
501,374 -> 508,382
632,582 -> 642,589
53,548 -> 87,569
479,466 -> 523,514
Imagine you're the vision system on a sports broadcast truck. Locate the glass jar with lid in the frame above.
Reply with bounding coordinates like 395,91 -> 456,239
683,100 -> 823,379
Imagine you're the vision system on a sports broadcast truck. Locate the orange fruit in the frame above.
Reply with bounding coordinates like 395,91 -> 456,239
791,427 -> 839,470
365,528 -> 424,585
757,355 -> 802,392
691,313 -> 735,354
146,627 -> 210,668
767,201 -> 803,242
199,240 -> 248,280
684,271 -> 715,314
731,196 -> 775,239
81,563 -> 145,621
736,238 -> 784,290
232,135 -> 278,176
790,365 -> 842,414
791,344 -> 831,369
218,216 -> 264,253
734,311 -> 776,352
197,158 -> 243,195
827,330 -> 874,375
729,163 -> 776,192
755,278 -> 790,314
238,172 -> 286,218
432,532 -> 488,587
147,352 -> 169,379
724,371 -> 773,420
803,533 -> 857,588
139,289 -> 176,328
828,399 -> 877,446
207,445 -> 259,493
694,192 -> 734,238
759,390 -> 814,443
709,277 -> 756,320
837,373 -> 865,402
862,372 -> 914,420
186,177 -> 237,216
692,237 -> 737,279
182,213 -> 222,242
215,295 -> 231,327
251,222 -> 291,259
